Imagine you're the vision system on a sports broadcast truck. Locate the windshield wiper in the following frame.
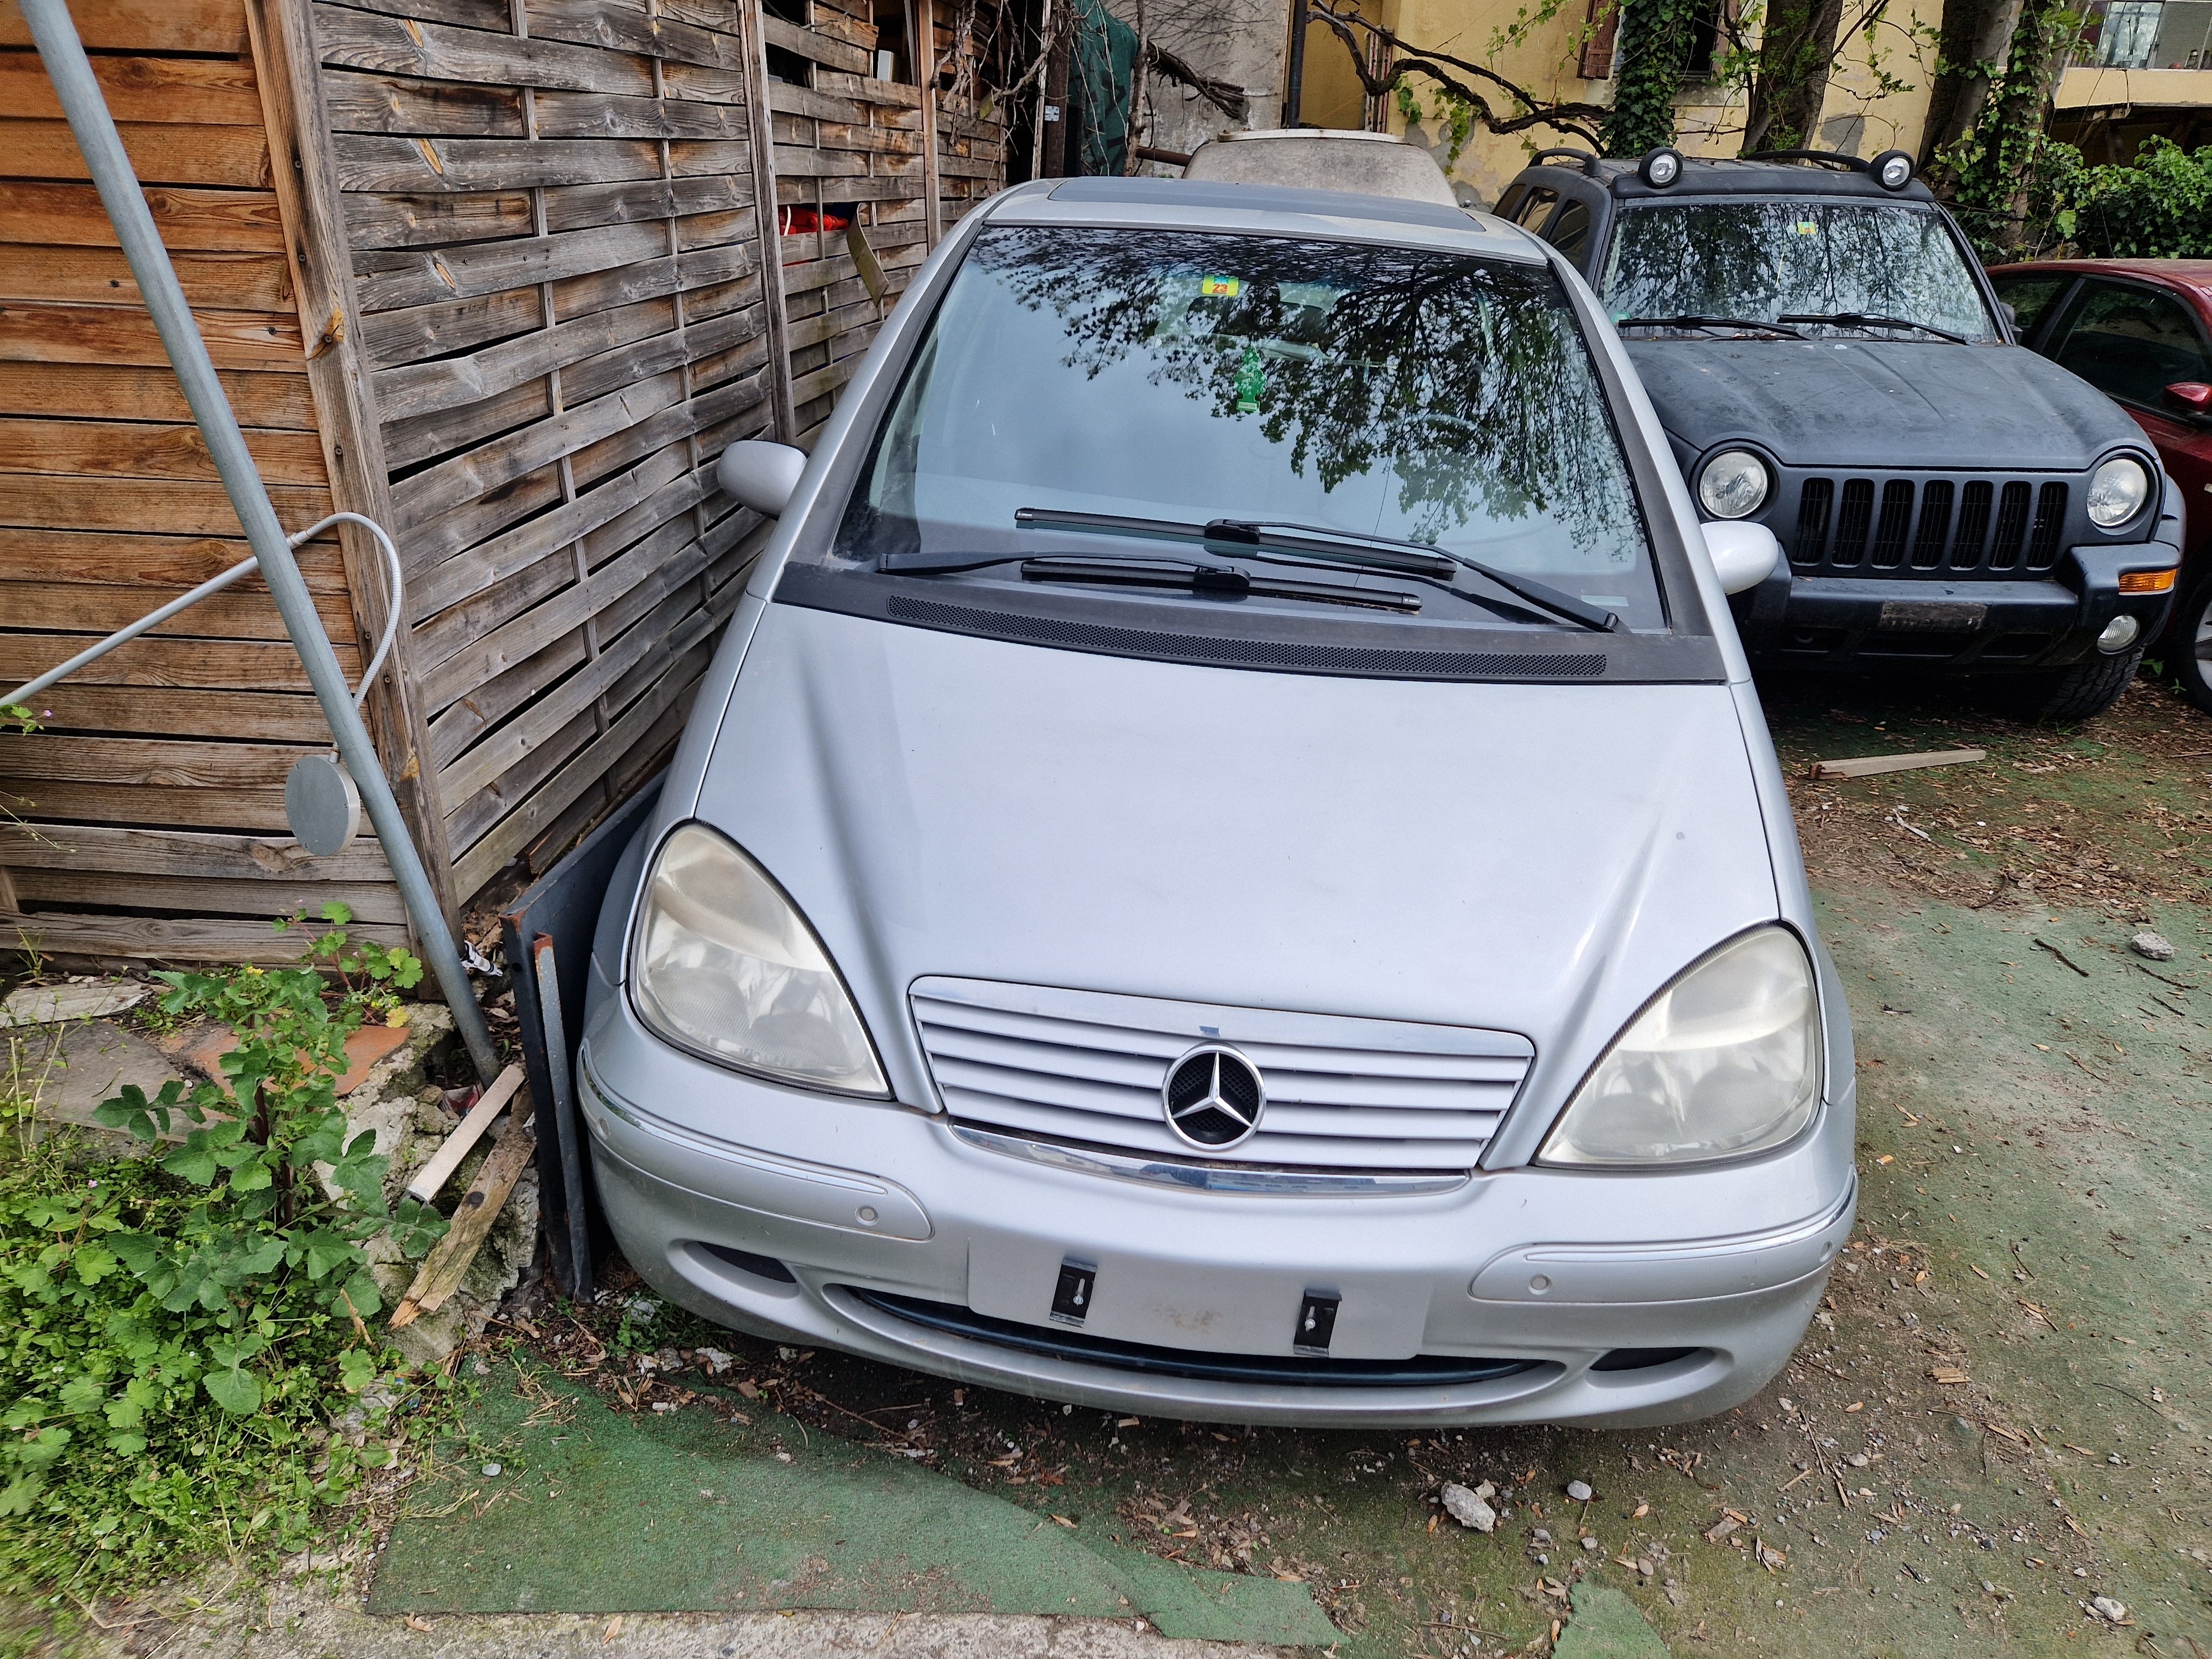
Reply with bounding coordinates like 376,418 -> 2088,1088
1015,508 -> 1620,632
1777,311 -> 1968,345
1018,557 -> 1421,613
1614,314 -> 1805,339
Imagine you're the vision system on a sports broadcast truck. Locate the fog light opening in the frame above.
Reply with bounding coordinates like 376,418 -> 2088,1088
2098,614 -> 2142,654
695,1241 -> 798,1284
1590,1346 -> 1703,1373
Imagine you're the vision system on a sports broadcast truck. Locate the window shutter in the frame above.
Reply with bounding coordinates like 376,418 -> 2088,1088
1579,0 -> 1620,79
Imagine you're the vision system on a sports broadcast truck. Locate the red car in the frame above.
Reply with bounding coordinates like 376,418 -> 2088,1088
1990,260 -> 2212,708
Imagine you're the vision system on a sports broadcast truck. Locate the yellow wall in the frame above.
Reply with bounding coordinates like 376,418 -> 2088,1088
1292,0 -> 1947,208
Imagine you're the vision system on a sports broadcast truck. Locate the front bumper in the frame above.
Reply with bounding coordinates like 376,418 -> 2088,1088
1733,543 -> 2178,671
577,1014 -> 1858,1429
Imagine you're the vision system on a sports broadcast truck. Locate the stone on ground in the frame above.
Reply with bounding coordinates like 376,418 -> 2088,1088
2,978 -> 150,1026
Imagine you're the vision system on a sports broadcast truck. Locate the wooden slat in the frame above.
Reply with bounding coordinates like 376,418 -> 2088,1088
0,578 -> 352,643
0,362 -> 316,427
371,290 -> 674,424
0,301 -> 304,369
343,189 -> 535,249
321,71 -> 527,137
4,119 -> 272,190
0,0 -> 248,53
533,88 -> 749,140
0,912 -> 409,962
1,734 -> 318,789
332,133 -> 667,192
525,0 -> 748,72
0,52 -> 265,127
0,634 -> 356,692
0,183 -> 287,253
312,6 -> 656,97
0,418 -> 328,485
381,375 -> 551,471
8,869 -> 410,926
0,820 -> 393,882
0,529 -> 348,590
359,285 -> 542,372
760,15 -> 870,74
0,244 -> 294,312
352,216 -> 668,312
24,685 -> 333,744
0,782 -> 293,832
0,476 -> 332,538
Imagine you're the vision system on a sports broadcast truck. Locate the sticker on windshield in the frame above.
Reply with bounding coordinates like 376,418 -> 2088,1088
1235,343 -> 1265,413
1201,274 -> 1242,298
1793,220 -> 1818,235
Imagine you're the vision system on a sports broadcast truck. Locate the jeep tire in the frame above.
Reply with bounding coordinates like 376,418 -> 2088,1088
2015,645 -> 2145,723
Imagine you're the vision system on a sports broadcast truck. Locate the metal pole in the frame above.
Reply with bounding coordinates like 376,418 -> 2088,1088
22,0 -> 500,1086
1285,0 -> 1308,128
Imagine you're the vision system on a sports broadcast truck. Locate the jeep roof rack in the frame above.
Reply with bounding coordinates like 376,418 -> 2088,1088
1528,146 -> 1603,177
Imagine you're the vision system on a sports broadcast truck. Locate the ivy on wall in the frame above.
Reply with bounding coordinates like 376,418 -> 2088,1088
1601,0 -> 1703,155
1938,0 -> 2074,257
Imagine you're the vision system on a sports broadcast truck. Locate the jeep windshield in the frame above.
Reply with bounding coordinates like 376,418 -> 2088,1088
1601,201 -> 2000,345
826,226 -> 1666,631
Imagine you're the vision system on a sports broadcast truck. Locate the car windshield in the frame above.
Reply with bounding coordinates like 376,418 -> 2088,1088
1601,200 -> 1999,343
834,226 -> 1663,627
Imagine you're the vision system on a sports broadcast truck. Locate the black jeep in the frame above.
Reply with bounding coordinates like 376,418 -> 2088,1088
1494,148 -> 2183,719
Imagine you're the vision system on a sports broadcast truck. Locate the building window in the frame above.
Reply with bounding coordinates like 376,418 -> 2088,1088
2088,0 -> 2163,66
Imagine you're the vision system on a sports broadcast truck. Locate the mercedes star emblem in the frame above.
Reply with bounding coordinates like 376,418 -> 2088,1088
1162,1044 -> 1265,1149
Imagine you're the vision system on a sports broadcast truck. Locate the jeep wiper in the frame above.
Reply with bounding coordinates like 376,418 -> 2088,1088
1018,557 -> 1421,613
1013,508 -> 1619,632
1613,314 -> 1805,340
1777,311 -> 1968,345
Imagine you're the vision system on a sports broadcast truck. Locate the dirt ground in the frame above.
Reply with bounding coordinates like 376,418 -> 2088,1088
62,671 -> 2212,1658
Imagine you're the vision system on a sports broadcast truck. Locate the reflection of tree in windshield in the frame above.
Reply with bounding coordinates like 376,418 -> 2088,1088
1601,203 -> 1996,340
974,228 -> 1638,559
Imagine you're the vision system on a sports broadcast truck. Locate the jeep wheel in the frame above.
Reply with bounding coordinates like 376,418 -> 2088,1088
2172,577 -> 2212,717
2014,646 -> 2145,723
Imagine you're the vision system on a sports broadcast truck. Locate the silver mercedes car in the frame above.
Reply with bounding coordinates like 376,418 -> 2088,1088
576,173 -> 1858,1428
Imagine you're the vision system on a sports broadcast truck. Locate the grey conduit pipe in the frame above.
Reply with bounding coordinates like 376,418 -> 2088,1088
22,0 -> 500,1086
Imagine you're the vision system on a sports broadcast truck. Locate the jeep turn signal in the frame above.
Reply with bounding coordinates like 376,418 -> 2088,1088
2119,568 -> 2177,594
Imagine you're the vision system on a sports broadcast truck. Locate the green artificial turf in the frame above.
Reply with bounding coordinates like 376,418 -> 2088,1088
368,1362 -> 1337,1647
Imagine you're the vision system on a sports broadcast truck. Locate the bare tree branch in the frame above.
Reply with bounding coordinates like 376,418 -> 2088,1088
1308,0 -> 1609,145
1146,41 -> 1249,120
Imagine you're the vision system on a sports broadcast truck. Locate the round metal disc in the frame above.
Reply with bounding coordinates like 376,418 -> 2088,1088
285,752 -> 361,855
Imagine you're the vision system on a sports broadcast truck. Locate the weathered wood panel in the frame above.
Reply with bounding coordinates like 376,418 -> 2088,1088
0,0 -> 411,956
315,0 -> 784,900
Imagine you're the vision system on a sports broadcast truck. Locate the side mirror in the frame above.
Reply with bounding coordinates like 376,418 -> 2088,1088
1997,300 -> 2019,329
1702,520 -> 1781,596
2165,381 -> 2212,419
717,439 -> 807,517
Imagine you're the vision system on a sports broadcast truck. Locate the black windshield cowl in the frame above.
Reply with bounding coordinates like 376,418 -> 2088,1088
1776,311 -> 1969,345
1614,315 -> 1805,340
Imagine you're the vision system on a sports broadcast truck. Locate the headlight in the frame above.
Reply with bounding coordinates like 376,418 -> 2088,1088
1697,450 -> 1769,520
630,822 -> 888,1096
1538,927 -> 1822,1166
2087,456 -> 2151,528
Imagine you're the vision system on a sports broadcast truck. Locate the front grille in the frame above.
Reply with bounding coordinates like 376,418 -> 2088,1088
910,977 -> 1532,1172
846,1288 -> 1540,1387
1786,473 -> 2073,575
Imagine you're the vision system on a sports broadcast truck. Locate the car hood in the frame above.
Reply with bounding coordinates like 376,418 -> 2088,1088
689,603 -> 1783,1121
1624,337 -> 2137,470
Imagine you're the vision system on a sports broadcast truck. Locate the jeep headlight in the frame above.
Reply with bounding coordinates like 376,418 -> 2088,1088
1697,450 -> 1770,520
631,822 -> 889,1096
2086,456 -> 2150,529
1538,927 -> 1821,1166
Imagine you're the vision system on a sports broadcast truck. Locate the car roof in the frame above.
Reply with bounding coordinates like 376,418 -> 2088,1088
1514,154 -> 1938,205
1991,257 -> 2212,307
984,176 -> 1543,263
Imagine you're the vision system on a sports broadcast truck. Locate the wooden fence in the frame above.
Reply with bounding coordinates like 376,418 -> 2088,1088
0,0 -> 1010,964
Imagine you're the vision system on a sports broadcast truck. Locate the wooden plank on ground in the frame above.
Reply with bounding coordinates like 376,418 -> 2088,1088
402,1062 -> 524,1203
390,1093 -> 536,1323
1810,749 -> 1986,780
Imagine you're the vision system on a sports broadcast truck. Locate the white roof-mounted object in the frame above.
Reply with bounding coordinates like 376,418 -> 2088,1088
1181,128 -> 1459,206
